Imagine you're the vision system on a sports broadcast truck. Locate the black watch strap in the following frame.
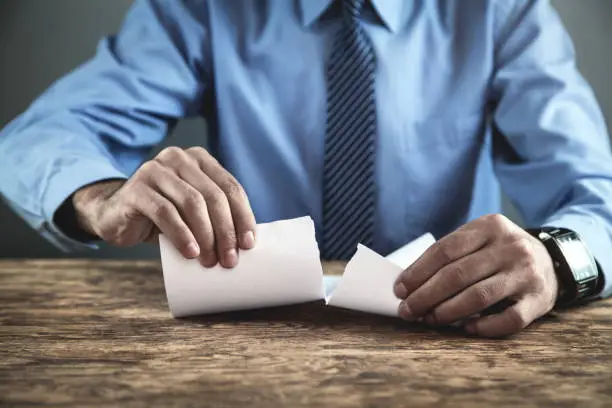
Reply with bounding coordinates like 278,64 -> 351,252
526,227 -> 601,307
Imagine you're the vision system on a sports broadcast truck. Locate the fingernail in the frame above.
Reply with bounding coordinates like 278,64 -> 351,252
185,243 -> 200,258
224,249 -> 238,268
398,302 -> 414,321
240,231 -> 255,249
199,254 -> 217,268
394,282 -> 408,299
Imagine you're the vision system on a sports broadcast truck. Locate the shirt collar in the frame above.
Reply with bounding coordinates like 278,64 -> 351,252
299,0 -> 404,33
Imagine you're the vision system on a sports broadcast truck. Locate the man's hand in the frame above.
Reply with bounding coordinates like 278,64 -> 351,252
73,146 -> 256,268
393,214 -> 559,337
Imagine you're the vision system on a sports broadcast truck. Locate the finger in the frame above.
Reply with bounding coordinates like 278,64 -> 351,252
149,167 -> 217,268
394,227 -> 488,299
187,147 -> 256,250
157,149 -> 239,268
205,185 -> 239,268
399,246 -> 502,320
137,187 -> 199,259
170,157 -> 238,268
465,295 -> 541,338
424,271 -> 520,326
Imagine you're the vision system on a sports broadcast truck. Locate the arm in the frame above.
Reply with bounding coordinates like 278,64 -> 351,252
0,0 -> 255,267
0,0 -> 207,250
490,0 -> 612,298
393,0 -> 612,338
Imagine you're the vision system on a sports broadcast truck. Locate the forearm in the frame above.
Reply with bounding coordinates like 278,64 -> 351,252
54,179 -> 127,242
0,122 -> 128,250
544,188 -> 612,298
0,1 -> 209,250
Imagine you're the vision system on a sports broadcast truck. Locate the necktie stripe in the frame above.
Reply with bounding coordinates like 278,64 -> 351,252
327,78 -> 373,119
325,115 -> 373,158
329,35 -> 372,72
326,91 -> 374,136
325,112 -> 375,157
324,123 -> 375,167
327,63 -> 370,99
326,219 -> 373,259
324,184 -> 373,230
324,164 -> 372,208
328,49 -> 374,91
324,164 -> 374,214
327,203 -> 374,246
324,138 -> 374,183
321,0 -> 377,260
324,142 -> 373,191
327,80 -> 375,132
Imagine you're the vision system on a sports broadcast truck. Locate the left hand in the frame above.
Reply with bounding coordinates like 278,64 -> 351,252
393,214 -> 559,337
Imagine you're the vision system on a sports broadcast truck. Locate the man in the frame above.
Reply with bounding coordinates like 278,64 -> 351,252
1,0 -> 611,337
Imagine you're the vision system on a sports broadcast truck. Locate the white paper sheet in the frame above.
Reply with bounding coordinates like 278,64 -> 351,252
160,216 -> 325,317
325,235 -> 436,316
385,233 -> 436,269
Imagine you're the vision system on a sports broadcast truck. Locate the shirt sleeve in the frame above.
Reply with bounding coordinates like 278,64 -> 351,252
0,0 -> 210,252
491,0 -> 612,298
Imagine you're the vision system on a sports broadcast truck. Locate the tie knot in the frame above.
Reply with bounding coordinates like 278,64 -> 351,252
343,0 -> 366,20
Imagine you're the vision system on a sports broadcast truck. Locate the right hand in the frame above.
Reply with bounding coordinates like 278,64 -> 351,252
72,146 -> 256,268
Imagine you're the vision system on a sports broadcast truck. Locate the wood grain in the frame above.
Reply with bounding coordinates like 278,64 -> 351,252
1,259 -> 611,408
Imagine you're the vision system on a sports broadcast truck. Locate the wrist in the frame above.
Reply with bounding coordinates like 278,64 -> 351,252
526,227 -> 601,307
73,179 -> 125,236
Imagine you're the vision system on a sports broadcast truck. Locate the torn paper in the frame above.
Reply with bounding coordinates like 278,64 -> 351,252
386,233 -> 436,269
160,216 -> 325,317
326,235 -> 436,316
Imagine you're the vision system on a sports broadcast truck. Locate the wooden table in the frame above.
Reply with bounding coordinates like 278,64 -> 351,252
1,260 -> 611,407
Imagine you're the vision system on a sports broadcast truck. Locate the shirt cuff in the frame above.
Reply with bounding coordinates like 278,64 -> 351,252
544,213 -> 612,299
40,159 -> 127,252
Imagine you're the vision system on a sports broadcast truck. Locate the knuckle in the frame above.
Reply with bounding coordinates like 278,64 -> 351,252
183,190 -> 206,212
512,238 -> 538,271
447,264 -> 469,288
152,201 -> 172,219
473,286 -> 492,309
223,177 -> 245,199
486,213 -> 511,232
186,146 -> 208,156
205,188 -> 228,208
530,272 -> 547,292
157,146 -> 183,161
435,242 -> 454,265
137,160 -> 159,178
485,213 -> 507,225
186,147 -> 213,165
512,237 -> 533,257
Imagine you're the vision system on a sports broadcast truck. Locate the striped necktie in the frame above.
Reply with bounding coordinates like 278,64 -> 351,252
321,0 -> 377,260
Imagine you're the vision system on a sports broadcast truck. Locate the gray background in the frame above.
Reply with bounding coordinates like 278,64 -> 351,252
0,0 -> 611,259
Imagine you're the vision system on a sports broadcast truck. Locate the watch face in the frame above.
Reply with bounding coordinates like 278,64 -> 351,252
555,235 -> 598,282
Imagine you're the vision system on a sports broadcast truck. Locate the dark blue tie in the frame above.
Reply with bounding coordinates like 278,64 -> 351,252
321,0 -> 377,260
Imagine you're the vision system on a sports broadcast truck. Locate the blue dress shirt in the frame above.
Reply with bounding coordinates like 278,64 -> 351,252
1,0 -> 611,297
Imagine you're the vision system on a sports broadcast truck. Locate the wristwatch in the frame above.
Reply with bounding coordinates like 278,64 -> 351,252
526,227 -> 602,307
